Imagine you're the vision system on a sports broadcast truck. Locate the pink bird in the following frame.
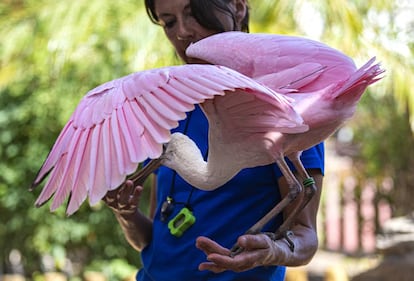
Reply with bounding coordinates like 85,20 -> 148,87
31,64 -> 307,216
186,31 -> 384,251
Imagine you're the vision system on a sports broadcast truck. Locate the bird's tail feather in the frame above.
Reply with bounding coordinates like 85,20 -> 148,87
332,57 -> 384,100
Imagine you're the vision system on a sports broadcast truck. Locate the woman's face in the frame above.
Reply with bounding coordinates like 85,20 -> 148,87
154,0 -> 244,63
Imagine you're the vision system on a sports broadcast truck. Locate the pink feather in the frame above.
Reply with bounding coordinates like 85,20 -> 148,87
31,64 -> 304,215
186,32 -> 384,150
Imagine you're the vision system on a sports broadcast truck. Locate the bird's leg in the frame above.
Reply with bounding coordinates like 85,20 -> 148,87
127,158 -> 163,186
230,156 -> 303,256
270,155 -> 317,251
290,155 -> 317,215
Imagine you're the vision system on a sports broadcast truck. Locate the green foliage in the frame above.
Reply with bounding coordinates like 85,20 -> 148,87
0,0 -> 173,278
352,93 -> 414,215
86,259 -> 137,280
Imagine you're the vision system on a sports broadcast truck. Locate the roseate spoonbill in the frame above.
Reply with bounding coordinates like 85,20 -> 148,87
31,64 -> 308,216
186,31 -> 384,253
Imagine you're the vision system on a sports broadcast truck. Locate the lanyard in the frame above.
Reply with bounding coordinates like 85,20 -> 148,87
160,110 -> 205,237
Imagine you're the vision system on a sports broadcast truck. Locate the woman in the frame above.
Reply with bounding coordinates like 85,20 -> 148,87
104,0 -> 324,280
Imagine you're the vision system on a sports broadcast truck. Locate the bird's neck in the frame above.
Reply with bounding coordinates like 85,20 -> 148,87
161,133 -> 239,191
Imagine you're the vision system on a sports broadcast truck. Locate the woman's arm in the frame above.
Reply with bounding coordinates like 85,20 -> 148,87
103,178 -> 156,252
267,168 -> 323,266
196,168 -> 323,272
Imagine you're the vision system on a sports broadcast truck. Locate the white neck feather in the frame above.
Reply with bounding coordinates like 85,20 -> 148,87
160,132 -> 239,191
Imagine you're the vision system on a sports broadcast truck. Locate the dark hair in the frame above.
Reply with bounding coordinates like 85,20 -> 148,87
144,0 -> 249,32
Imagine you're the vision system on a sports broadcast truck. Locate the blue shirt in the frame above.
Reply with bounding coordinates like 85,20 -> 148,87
137,105 -> 324,281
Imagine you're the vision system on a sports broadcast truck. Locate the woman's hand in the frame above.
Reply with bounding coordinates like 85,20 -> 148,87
103,180 -> 143,216
196,170 -> 323,273
196,234 -> 293,273
102,179 -> 153,251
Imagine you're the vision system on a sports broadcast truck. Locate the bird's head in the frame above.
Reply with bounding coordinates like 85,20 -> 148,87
161,132 -> 204,170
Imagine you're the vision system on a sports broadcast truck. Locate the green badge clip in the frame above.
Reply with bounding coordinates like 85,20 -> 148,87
168,207 -> 196,237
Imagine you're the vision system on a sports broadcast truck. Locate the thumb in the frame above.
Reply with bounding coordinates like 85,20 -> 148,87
238,234 -> 273,250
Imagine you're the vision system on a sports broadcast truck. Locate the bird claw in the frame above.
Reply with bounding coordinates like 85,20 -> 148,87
228,230 -> 295,258
229,229 -> 259,257
285,233 -> 295,252
269,230 -> 295,252
229,244 -> 244,257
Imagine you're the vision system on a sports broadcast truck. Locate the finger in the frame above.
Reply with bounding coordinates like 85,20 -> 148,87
128,185 -> 144,205
206,252 -> 260,272
198,261 -> 226,273
238,234 -> 272,250
196,236 -> 268,272
196,236 -> 230,256
104,180 -> 133,204
122,180 -> 136,195
116,180 -> 136,204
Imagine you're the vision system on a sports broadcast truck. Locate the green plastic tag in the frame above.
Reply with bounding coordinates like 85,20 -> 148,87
168,207 -> 196,237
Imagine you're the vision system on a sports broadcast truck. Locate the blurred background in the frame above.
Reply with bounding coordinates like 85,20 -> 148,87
0,0 -> 413,280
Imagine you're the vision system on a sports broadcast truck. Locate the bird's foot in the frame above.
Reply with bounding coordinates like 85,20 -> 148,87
229,229 -> 259,257
229,245 -> 244,257
229,230 -> 295,257
266,230 -> 295,252
229,184 -> 302,257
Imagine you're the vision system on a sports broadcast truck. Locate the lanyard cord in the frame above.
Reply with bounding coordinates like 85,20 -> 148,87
167,110 -> 197,209
160,106 -> 208,223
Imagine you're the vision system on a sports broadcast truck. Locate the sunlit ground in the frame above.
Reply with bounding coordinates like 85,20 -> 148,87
286,249 -> 381,281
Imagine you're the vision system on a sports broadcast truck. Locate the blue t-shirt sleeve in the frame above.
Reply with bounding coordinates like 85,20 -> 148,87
272,142 -> 325,179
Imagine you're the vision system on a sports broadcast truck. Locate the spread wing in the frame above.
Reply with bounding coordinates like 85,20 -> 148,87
31,64 -> 304,215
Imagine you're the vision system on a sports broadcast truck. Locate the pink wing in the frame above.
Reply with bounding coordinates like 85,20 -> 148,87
186,31 -> 358,92
31,64 -> 305,215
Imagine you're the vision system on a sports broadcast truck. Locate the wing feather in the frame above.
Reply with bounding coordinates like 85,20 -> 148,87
164,78 -> 208,103
256,63 -> 324,91
116,109 -> 138,174
141,129 -> 163,159
141,91 -> 185,127
115,104 -> 140,164
122,101 -> 148,162
179,76 -> 222,98
152,86 -> 195,113
88,124 -> 108,201
32,123 -> 76,186
131,97 -> 170,144
101,117 -> 113,189
138,96 -> 177,141
65,128 -> 91,214
187,74 -> 236,93
93,89 -> 116,124
110,109 -> 127,176
32,64 -> 303,215
101,116 -> 122,189
50,128 -> 83,211
196,72 -> 238,91
34,155 -> 67,207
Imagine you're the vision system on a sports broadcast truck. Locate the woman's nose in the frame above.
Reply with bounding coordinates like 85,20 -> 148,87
176,19 -> 193,40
